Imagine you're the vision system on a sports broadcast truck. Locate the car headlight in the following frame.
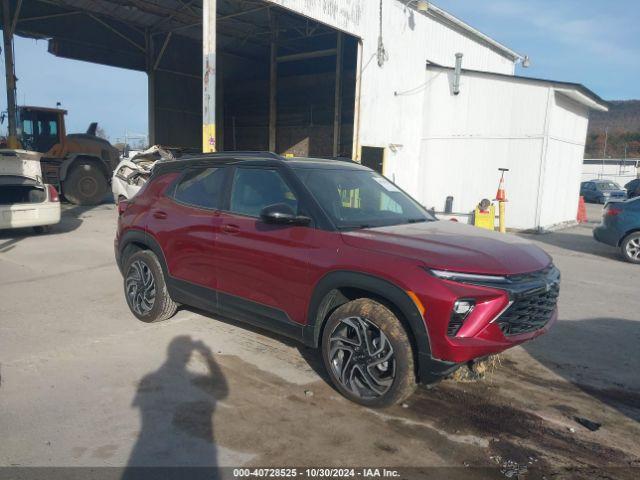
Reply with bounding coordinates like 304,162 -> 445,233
429,269 -> 507,283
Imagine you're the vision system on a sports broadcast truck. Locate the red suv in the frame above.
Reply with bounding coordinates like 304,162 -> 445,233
115,153 -> 560,407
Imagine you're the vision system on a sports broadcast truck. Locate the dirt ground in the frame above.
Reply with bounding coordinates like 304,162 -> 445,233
0,202 -> 638,479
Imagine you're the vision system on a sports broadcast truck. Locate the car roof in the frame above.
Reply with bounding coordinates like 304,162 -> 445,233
151,152 -> 368,177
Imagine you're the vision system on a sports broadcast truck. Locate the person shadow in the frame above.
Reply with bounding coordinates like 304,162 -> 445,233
122,336 -> 229,480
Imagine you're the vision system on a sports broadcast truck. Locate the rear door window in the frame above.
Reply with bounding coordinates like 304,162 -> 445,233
173,167 -> 227,210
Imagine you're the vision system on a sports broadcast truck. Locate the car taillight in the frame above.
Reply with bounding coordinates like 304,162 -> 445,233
605,206 -> 622,217
47,184 -> 60,202
118,199 -> 130,216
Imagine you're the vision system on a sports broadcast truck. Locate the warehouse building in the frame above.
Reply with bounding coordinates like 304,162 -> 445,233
1,0 -> 608,230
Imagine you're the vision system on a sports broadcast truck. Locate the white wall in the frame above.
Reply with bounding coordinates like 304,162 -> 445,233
416,70 -> 593,231
537,93 -> 589,229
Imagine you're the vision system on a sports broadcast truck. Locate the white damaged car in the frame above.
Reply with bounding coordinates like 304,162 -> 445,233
0,150 -> 61,233
112,146 -> 175,203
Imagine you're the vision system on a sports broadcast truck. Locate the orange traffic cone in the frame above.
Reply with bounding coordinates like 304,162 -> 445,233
495,176 -> 507,202
577,196 -> 587,223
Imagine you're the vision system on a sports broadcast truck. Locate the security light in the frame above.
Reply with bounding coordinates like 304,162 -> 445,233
410,0 -> 429,12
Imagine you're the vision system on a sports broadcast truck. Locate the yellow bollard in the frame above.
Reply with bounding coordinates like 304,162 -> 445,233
498,201 -> 506,233
495,168 -> 509,234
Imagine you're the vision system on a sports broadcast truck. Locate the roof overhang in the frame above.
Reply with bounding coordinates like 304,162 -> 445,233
427,62 -> 609,112
401,0 -> 524,62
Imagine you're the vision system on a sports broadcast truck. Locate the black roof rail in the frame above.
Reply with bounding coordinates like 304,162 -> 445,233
297,155 -> 358,164
178,151 -> 284,161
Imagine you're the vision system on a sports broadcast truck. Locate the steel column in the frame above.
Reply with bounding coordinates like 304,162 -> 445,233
202,0 -> 216,152
2,0 -> 18,147
268,13 -> 278,152
332,32 -> 344,157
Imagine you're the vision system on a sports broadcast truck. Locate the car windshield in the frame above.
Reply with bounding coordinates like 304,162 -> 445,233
596,181 -> 621,190
295,168 -> 435,229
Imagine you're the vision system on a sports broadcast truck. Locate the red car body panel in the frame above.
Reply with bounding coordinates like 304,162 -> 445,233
116,161 -> 558,374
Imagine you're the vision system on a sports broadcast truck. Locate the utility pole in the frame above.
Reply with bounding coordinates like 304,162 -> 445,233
2,0 -> 18,148
601,126 -> 609,178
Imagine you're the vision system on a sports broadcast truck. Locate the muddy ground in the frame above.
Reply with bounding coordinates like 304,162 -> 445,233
0,203 -> 638,479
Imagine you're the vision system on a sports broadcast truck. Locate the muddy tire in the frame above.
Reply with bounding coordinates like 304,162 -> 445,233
621,232 -> 640,264
123,250 -> 177,323
321,298 -> 416,408
63,163 -> 108,206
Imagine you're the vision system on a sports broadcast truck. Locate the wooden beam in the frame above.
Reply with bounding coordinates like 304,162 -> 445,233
276,48 -> 336,63
87,13 -> 145,52
10,0 -> 22,34
269,12 -> 278,152
352,40 -> 363,162
153,32 -> 172,70
333,32 -> 344,157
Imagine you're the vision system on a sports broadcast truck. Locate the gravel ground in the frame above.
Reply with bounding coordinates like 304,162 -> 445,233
0,202 -> 638,479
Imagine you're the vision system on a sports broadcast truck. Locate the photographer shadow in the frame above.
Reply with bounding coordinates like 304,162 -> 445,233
122,336 -> 228,480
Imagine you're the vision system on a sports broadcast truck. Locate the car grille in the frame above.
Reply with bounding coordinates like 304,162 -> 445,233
497,282 -> 560,336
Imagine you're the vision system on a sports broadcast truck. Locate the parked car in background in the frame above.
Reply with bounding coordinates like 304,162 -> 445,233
580,180 -> 627,204
0,150 -> 61,233
594,197 -> 640,264
115,153 -> 560,407
624,178 -> 640,199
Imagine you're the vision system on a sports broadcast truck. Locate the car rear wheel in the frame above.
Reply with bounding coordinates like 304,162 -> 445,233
621,232 -> 640,264
123,250 -> 178,322
321,298 -> 416,408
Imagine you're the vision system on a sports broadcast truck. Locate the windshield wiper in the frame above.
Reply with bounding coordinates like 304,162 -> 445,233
338,224 -> 374,230
407,218 -> 428,224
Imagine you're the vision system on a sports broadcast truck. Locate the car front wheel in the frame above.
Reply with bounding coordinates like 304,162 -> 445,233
123,250 -> 178,322
621,232 -> 640,264
321,298 -> 416,408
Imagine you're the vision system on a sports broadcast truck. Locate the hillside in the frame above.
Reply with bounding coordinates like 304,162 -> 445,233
585,100 -> 640,158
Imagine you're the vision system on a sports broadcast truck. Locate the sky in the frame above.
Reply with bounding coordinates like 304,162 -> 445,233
436,0 -> 640,100
1,0 -> 638,140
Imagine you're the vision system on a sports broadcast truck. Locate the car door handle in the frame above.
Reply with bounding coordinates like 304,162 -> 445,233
222,224 -> 240,234
153,211 -> 168,220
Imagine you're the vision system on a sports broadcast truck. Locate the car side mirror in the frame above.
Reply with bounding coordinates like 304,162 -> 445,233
260,203 -> 311,226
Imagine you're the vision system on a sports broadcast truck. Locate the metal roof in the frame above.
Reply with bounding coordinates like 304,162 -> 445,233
426,61 -> 609,111
5,0 -> 339,73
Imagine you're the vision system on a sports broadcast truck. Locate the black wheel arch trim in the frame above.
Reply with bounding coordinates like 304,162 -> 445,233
117,229 -> 169,278
620,228 -> 640,247
305,270 -> 440,382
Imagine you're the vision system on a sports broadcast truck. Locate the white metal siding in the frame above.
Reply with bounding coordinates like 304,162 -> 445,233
537,93 -> 589,228
416,70 -> 593,231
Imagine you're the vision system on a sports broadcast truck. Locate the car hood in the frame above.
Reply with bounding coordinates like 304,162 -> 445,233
340,220 -> 551,275
602,189 -> 627,196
